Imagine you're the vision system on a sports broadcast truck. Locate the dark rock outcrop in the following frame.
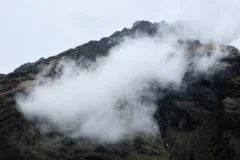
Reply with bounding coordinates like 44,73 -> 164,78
13,57 -> 45,74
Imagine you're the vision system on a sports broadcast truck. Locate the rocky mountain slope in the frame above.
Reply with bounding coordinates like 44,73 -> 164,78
1,20 -> 240,160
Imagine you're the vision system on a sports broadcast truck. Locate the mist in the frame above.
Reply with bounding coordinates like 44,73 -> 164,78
16,26 -> 231,142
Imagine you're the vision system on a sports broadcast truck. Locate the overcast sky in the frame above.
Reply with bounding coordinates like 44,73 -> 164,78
1,0 -> 240,73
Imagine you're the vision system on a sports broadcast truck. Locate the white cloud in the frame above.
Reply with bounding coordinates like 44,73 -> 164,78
16,28 -> 231,142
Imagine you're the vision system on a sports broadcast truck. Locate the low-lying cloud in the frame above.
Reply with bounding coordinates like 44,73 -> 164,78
16,26 -> 231,142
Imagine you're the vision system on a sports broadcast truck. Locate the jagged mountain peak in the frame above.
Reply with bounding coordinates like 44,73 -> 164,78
132,20 -> 168,31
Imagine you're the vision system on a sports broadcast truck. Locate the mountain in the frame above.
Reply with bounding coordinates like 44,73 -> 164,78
1,20 -> 240,160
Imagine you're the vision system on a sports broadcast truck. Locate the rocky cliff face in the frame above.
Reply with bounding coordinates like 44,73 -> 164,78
1,21 -> 240,160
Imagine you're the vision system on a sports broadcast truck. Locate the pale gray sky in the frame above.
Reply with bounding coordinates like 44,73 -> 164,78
1,0 -> 240,73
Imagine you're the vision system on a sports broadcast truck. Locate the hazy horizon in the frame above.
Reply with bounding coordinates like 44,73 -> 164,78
1,0 -> 240,73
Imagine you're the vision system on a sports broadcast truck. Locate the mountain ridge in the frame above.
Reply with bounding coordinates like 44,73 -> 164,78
1,20 -> 240,160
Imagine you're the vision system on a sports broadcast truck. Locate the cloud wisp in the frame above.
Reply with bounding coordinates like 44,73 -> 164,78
16,26 -> 231,142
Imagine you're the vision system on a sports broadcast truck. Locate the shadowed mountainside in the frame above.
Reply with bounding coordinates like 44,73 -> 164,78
1,20 -> 240,160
